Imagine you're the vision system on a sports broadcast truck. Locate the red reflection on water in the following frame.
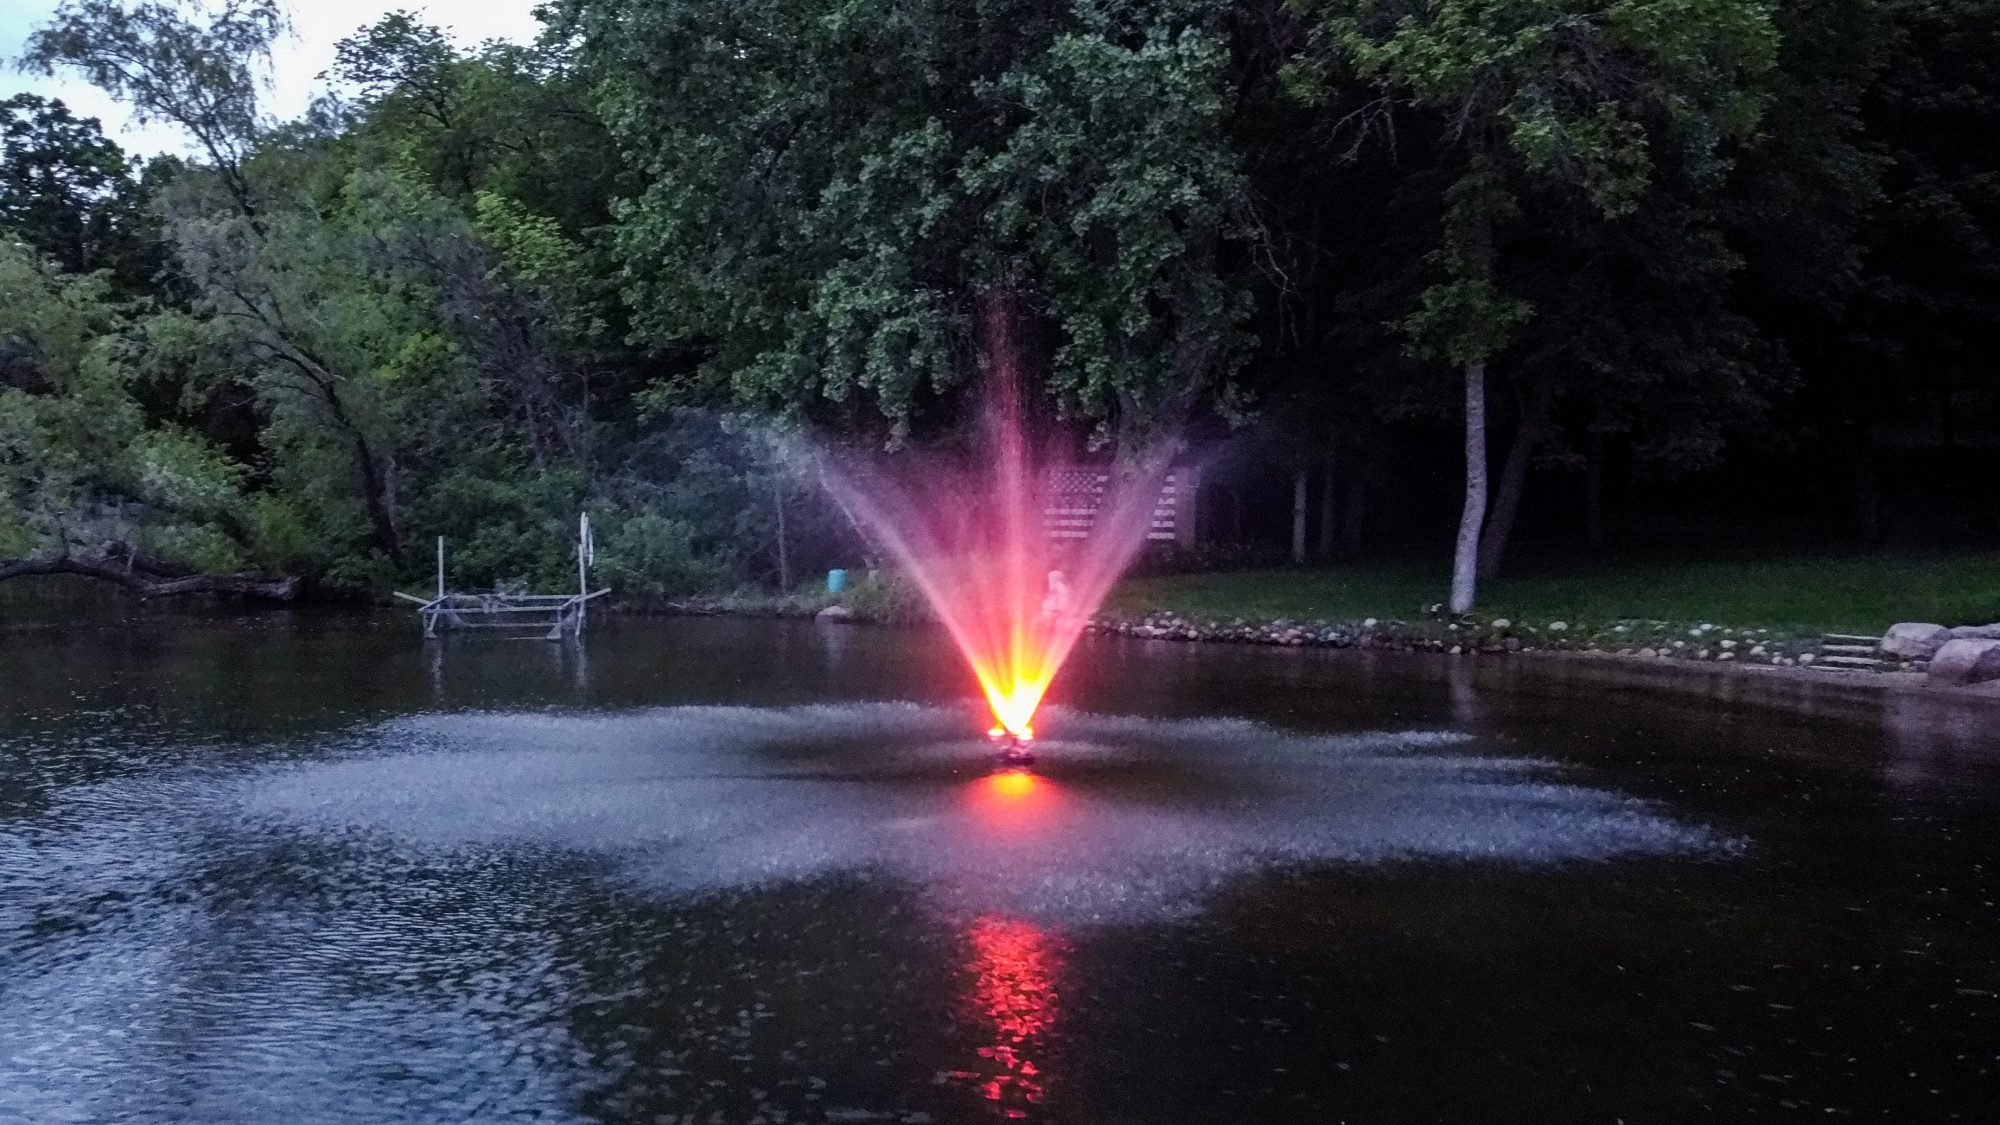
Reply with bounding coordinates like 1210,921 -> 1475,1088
966,769 -> 1060,837
960,915 -> 1064,1117
988,769 -> 1039,801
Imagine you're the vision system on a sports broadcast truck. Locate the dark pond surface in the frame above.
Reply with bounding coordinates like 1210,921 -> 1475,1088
3,602 -> 1998,1123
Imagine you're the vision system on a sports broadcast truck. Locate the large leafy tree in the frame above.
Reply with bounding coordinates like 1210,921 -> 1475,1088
566,0 -> 1255,445
1293,0 -> 1778,610
21,0 -> 285,219
328,11 -> 627,235
1839,0 -> 2000,535
0,94 -> 160,288
0,240 -> 263,580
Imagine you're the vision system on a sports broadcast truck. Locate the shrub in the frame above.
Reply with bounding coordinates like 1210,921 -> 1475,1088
598,514 -> 729,598
841,569 -> 933,624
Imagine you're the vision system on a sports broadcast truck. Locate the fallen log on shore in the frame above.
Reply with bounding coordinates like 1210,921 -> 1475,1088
0,548 -> 300,602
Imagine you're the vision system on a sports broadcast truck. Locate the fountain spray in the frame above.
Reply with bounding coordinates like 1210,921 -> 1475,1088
818,295 -> 1175,761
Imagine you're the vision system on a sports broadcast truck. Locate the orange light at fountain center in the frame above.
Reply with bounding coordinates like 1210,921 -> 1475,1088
979,663 -> 1052,742
986,768 -> 1039,800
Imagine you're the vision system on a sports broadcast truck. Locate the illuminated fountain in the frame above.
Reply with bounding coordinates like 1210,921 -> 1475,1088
819,299 -> 1175,761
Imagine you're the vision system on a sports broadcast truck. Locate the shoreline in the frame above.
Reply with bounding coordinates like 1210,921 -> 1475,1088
605,595 -> 2000,704
19,585 -> 1992,703
1082,611 -> 2000,704
1527,645 -> 2000,702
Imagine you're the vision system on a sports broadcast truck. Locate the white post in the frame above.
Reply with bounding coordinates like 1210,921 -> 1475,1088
576,512 -> 590,637
436,535 -> 445,601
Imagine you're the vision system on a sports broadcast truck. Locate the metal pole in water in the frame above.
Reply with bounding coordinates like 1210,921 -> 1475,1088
576,512 -> 589,637
436,535 -> 445,601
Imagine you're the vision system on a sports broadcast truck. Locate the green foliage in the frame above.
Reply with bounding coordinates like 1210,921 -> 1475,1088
962,21 -> 1253,431
0,241 -> 247,563
0,94 -> 155,287
243,494 -> 313,572
572,0 -> 1254,439
1304,0 -> 1779,365
128,426 -> 245,522
839,569 -> 934,624
598,514 -> 729,598
5,0 -> 1998,609
22,0 -> 285,212
138,520 -> 241,572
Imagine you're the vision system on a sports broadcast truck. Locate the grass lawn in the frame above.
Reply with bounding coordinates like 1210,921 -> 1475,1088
1109,549 -> 2000,636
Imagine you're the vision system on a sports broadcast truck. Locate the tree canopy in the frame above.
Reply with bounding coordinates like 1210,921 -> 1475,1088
1,0 -> 1994,607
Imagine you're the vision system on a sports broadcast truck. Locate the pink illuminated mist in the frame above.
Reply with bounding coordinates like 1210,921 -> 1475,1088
818,301 -> 1175,742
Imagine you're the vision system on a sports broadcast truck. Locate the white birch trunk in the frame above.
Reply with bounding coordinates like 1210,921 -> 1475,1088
1449,359 -> 1488,614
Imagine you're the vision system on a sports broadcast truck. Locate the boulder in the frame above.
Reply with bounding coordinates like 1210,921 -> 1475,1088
1947,622 -> 2000,641
1928,638 -> 2000,686
1880,622 -> 1952,660
815,604 -> 857,624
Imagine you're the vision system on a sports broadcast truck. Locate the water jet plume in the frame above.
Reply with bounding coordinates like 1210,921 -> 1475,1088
816,301 -> 1176,744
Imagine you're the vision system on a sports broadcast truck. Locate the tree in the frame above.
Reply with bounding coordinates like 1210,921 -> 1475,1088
1295,0 -> 1777,611
1838,0 -> 2000,536
0,238 -> 296,596
328,12 -> 628,233
21,0 -> 286,218
0,94 -> 158,287
566,0 -> 1255,444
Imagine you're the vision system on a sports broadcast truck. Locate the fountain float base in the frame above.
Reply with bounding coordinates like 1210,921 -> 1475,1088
988,726 -> 1037,767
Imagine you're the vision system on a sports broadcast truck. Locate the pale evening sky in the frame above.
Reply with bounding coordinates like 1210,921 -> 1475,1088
1,1 -> 547,156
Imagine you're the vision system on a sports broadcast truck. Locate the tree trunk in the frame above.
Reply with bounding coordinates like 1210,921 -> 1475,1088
351,440 -> 403,560
1317,459 -> 1337,558
1477,396 -> 1549,581
1341,469 -> 1366,556
1585,426 -> 1607,550
1449,359 -> 1488,615
379,453 -> 404,555
1291,469 -> 1309,563
1854,429 -> 1881,544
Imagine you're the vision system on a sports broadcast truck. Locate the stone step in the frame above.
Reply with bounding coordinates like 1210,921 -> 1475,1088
1816,655 -> 1883,670
1823,633 -> 1881,644
1821,643 -> 1877,655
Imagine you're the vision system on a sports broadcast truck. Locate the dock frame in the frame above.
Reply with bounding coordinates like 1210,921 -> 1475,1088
395,514 -> 608,640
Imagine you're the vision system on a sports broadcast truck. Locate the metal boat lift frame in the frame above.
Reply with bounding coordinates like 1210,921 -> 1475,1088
395,513 -> 608,640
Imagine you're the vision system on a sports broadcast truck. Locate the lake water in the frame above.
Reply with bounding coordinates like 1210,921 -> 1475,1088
3,607 -> 1997,1122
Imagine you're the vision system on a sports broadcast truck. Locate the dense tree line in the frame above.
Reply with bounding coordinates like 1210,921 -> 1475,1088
2,0 -> 1994,608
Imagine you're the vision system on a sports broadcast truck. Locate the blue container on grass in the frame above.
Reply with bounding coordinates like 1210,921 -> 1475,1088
826,568 -> 848,594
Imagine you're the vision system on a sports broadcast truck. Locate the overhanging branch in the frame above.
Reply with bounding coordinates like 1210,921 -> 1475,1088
0,550 -> 300,601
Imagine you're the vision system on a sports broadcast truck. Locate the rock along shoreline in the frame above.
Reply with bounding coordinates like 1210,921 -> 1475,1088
1089,610 -> 1821,662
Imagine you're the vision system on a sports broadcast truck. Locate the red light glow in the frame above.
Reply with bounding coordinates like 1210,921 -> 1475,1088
987,769 -> 1038,800
960,916 -> 1064,1114
966,769 -> 1059,836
